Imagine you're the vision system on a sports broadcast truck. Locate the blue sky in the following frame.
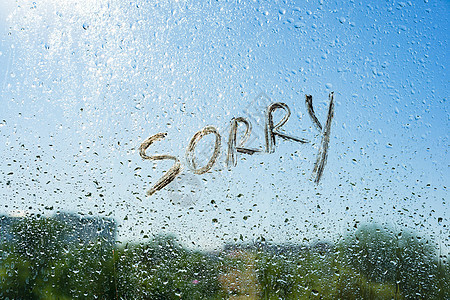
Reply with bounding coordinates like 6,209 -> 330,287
0,0 -> 448,252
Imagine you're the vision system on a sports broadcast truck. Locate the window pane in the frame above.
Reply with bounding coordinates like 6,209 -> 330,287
0,1 -> 448,298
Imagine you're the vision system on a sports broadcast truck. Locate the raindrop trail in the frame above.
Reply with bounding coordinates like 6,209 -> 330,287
1,46 -> 15,99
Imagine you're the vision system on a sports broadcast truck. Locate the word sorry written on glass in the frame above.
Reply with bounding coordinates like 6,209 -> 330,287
139,93 -> 334,196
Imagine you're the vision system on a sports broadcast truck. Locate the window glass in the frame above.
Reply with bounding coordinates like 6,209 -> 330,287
0,0 -> 448,298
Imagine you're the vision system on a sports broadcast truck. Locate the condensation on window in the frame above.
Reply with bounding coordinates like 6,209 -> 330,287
0,0 -> 448,298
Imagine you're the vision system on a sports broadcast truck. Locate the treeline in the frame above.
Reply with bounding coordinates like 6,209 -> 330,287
0,216 -> 448,299
255,224 -> 449,299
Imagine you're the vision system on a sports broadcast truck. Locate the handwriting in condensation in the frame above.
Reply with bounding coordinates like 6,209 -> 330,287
139,93 -> 334,196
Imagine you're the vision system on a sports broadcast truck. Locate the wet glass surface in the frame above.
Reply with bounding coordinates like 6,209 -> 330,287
0,1 -> 448,298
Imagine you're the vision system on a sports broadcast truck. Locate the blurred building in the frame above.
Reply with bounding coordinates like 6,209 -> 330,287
54,212 -> 117,247
0,215 -> 15,246
0,212 -> 116,247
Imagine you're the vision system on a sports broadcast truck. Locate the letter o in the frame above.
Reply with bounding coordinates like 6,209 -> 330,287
185,126 -> 221,175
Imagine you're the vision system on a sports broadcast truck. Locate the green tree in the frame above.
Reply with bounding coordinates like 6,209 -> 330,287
0,216 -> 69,299
339,224 -> 443,299
116,235 -> 224,299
